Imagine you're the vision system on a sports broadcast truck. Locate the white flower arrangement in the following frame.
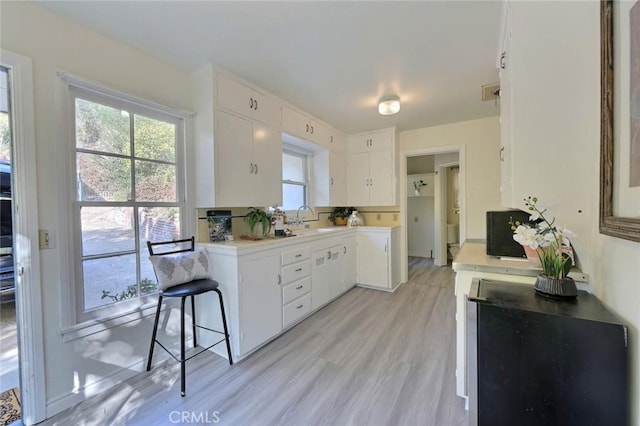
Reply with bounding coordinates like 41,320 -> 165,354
511,196 -> 576,279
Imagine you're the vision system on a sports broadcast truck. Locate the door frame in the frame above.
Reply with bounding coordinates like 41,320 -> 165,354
435,160 -> 460,266
2,48 -> 46,424
399,146 -> 466,282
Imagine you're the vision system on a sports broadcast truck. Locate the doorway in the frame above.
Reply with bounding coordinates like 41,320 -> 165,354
399,146 -> 466,283
0,64 -> 20,418
1,49 -> 46,425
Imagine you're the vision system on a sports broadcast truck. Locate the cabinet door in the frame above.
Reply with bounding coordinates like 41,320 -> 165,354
251,88 -> 281,128
328,128 -> 346,152
369,149 -> 395,206
328,245 -> 345,297
216,110 -> 254,206
329,151 -> 347,206
282,105 -> 310,140
239,254 -> 282,355
347,152 -> 370,206
217,73 -> 254,117
311,250 -> 332,310
343,237 -> 357,290
348,134 -> 374,153
357,231 -> 389,288
309,119 -> 330,148
252,122 -> 283,207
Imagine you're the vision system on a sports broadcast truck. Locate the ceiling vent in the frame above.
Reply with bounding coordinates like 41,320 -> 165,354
481,82 -> 500,101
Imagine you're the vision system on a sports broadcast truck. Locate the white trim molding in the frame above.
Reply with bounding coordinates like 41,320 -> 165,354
1,48 -> 47,425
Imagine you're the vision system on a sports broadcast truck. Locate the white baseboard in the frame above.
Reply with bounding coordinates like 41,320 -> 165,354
408,250 -> 433,258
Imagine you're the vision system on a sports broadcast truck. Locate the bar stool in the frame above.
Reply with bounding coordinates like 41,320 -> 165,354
146,236 -> 233,396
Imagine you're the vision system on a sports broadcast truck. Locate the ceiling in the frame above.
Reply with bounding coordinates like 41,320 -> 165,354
35,1 -> 502,134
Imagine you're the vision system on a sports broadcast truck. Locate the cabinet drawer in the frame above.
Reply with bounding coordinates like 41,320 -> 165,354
282,261 -> 310,284
282,247 -> 311,266
282,276 -> 311,305
283,293 -> 311,328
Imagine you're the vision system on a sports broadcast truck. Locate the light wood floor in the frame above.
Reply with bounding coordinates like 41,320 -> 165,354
43,257 -> 467,426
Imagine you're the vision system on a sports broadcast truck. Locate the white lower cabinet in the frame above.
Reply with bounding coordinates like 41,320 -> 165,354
343,236 -> 357,290
356,228 -> 401,290
281,245 -> 312,328
238,252 -> 283,355
201,227 -> 399,361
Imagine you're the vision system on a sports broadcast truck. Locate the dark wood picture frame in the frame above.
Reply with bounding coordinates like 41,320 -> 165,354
600,0 -> 640,242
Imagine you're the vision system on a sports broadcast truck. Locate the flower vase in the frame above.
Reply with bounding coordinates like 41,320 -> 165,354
414,189 -> 420,196
523,246 -> 541,267
534,275 -> 578,298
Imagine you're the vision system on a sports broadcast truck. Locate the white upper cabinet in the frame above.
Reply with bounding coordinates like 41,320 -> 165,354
312,150 -> 347,207
348,128 -> 395,153
192,66 -> 282,207
347,128 -> 398,206
282,105 -> 344,150
217,73 -> 281,128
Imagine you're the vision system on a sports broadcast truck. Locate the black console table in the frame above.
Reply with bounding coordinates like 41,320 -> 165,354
467,279 -> 629,426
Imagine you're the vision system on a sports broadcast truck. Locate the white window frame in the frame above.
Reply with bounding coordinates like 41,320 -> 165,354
282,147 -> 311,216
56,72 -> 192,341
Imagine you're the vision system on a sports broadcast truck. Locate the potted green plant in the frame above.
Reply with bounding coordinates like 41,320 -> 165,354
329,207 -> 353,226
244,207 -> 272,237
510,196 -> 577,297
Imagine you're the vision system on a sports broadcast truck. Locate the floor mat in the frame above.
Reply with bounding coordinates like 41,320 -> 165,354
0,387 -> 20,426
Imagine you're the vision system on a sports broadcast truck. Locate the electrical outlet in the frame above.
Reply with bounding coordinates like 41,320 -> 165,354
39,229 -> 54,249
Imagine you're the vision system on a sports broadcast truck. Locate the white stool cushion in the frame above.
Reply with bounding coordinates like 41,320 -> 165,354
150,249 -> 211,290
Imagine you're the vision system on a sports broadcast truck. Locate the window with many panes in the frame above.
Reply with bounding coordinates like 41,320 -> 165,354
281,150 -> 308,211
71,87 -> 184,315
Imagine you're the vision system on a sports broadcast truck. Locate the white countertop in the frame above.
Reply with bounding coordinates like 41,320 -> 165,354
452,241 -> 589,283
199,226 -> 399,255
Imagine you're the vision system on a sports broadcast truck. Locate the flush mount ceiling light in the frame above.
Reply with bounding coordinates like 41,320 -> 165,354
378,95 -> 400,115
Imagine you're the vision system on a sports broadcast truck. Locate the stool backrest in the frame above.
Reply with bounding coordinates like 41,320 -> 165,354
147,236 -> 195,256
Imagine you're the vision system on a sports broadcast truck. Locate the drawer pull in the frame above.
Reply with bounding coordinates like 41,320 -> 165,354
295,268 -> 303,272
296,304 -> 303,309
295,254 -> 302,258
295,285 -> 303,290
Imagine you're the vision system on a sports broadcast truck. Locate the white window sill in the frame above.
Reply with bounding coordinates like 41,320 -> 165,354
60,301 -> 162,343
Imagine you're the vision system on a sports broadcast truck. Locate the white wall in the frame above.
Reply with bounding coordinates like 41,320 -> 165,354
400,116 -> 501,240
1,2 -> 193,417
510,1 -> 639,424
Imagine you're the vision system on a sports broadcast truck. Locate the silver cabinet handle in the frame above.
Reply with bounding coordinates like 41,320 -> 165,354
254,99 -> 258,110
330,177 -> 334,185
254,163 -> 258,174
327,251 -> 332,259
330,135 -> 334,143
310,125 -> 314,134
295,254 -> 302,258
500,147 -> 505,161
296,304 -> 303,309
343,246 -> 347,254
296,285 -> 303,290
278,274 -> 282,285
306,123 -> 309,133
384,243 -> 388,253
250,163 -> 254,174
295,267 -> 303,272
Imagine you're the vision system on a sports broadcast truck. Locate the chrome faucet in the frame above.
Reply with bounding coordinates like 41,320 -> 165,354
296,205 -> 315,222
